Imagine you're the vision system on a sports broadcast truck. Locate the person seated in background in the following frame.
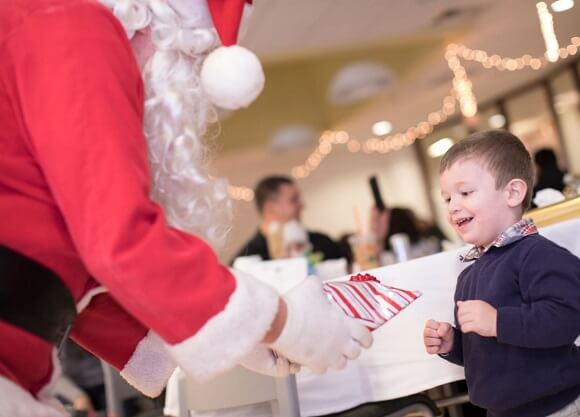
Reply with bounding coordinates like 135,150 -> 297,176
51,375 -> 97,417
59,339 -> 106,411
234,176 -> 347,262
531,148 -> 567,208
370,206 -> 448,264
337,233 -> 355,265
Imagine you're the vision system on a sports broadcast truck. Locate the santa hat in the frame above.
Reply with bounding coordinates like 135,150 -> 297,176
201,0 -> 265,110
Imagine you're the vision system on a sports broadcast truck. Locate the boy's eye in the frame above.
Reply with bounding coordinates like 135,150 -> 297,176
443,197 -> 451,203
460,191 -> 473,197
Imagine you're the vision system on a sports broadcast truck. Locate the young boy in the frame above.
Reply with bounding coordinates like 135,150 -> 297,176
423,130 -> 580,417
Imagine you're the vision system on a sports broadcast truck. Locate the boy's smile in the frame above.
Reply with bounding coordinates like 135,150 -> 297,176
454,216 -> 473,230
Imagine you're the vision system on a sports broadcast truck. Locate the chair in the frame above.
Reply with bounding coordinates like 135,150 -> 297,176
433,382 -> 471,417
168,366 -> 301,417
315,394 -> 440,417
101,362 -> 142,417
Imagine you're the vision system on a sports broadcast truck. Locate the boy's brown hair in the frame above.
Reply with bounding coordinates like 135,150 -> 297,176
440,130 -> 535,211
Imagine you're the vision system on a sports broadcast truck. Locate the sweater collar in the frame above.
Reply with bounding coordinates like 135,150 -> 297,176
460,218 -> 538,262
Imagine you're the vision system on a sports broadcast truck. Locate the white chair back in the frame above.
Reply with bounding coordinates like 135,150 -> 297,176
168,366 -> 300,417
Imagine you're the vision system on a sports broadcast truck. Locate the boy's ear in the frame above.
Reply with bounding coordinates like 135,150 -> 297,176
504,179 -> 528,208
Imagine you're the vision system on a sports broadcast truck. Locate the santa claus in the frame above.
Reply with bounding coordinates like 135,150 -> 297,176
0,0 -> 372,415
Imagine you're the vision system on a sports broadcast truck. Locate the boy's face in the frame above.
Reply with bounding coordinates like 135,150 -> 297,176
440,158 -> 522,248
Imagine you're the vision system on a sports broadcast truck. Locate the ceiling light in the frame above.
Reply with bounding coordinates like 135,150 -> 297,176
537,2 -> 560,62
328,61 -> 394,105
488,114 -> 506,129
269,125 -> 317,152
551,0 -> 574,12
372,120 -> 393,136
428,138 -> 454,158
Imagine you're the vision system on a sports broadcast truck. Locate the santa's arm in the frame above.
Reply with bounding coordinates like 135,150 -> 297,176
70,292 -> 175,397
7,1 -> 279,387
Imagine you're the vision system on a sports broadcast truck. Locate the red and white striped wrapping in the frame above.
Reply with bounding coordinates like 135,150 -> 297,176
323,273 -> 422,331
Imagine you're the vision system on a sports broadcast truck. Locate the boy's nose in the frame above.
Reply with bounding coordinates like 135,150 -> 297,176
448,199 -> 460,214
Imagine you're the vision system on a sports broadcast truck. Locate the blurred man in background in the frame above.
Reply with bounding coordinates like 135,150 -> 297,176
234,176 -> 347,261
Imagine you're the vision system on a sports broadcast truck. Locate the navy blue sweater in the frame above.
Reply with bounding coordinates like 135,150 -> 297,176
444,234 -> 580,417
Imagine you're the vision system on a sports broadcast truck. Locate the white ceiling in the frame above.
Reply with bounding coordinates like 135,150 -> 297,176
243,0 -> 499,62
238,0 -> 580,143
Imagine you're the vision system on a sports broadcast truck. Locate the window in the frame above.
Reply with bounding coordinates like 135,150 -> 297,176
505,86 -> 563,162
550,68 -> 580,175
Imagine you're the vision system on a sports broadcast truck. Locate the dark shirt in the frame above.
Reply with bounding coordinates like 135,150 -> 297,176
233,230 -> 346,263
443,234 -> 580,417
60,339 -> 104,389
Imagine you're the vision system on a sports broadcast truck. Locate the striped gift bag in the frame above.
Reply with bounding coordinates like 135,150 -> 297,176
323,273 -> 421,330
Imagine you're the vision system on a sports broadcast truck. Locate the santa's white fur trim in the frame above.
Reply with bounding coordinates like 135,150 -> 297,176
0,375 -> 66,417
201,45 -> 265,110
120,331 -> 177,397
166,270 -> 279,382
76,286 -> 107,313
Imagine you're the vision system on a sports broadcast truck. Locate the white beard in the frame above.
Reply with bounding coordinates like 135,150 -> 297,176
99,0 -> 233,249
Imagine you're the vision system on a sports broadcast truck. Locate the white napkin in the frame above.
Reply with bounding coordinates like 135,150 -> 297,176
533,188 -> 565,208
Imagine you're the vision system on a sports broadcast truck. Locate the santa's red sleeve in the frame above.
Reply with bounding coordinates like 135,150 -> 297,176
70,291 -> 176,397
5,1 -> 279,394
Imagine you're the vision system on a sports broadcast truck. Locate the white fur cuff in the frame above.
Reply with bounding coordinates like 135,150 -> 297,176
166,270 -> 279,382
0,375 -> 65,417
120,331 -> 177,397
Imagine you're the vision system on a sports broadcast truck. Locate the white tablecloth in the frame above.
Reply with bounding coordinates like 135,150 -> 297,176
167,218 -> 580,417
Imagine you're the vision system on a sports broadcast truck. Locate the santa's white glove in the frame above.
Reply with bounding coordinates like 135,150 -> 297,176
239,345 -> 301,378
269,277 -> 373,374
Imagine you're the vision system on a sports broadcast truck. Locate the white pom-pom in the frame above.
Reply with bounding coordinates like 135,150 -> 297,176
201,45 -> 265,110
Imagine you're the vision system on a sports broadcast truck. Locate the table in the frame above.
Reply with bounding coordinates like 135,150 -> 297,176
167,218 -> 580,417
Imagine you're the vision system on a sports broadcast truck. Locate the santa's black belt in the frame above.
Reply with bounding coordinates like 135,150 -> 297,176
0,245 -> 77,347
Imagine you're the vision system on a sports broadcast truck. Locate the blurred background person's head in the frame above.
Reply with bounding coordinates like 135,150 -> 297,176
255,176 -> 305,224
369,206 -> 448,264
533,148 -> 566,192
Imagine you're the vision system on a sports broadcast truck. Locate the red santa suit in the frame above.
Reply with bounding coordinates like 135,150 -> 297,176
0,0 -> 279,413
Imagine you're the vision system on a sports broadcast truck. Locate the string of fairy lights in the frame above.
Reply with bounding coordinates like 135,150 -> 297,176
229,2 -> 580,202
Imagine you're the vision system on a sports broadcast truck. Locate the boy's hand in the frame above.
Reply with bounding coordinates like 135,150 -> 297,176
457,300 -> 497,337
423,320 -> 454,354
